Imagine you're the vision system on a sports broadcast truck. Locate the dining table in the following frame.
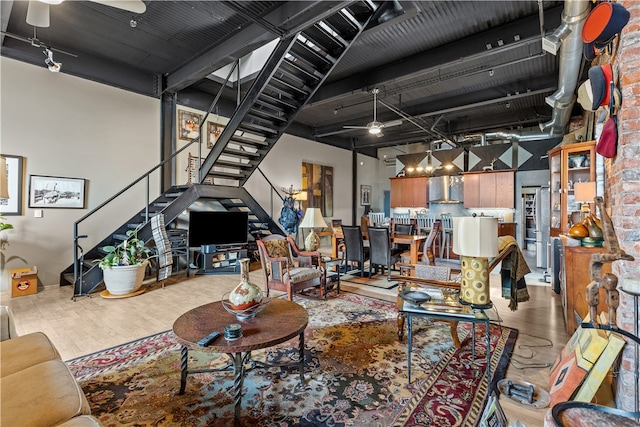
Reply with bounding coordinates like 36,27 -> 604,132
332,231 -> 426,265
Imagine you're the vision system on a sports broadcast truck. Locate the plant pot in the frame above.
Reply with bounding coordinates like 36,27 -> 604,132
102,262 -> 147,295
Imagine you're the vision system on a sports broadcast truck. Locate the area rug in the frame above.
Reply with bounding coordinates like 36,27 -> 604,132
67,293 -> 517,426
340,269 -> 399,289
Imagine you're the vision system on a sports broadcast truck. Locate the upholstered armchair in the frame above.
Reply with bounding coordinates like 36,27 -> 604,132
256,235 -> 324,301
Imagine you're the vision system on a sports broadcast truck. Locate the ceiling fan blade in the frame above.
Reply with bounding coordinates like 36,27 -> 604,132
89,0 -> 147,13
382,119 -> 403,128
26,1 -> 50,28
343,125 -> 368,129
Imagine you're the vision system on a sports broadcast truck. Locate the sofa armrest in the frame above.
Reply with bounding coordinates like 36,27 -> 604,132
0,306 -> 18,341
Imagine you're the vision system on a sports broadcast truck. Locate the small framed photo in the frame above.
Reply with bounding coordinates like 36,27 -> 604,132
1,154 -> 24,215
207,122 -> 224,148
29,175 -> 86,209
360,184 -> 371,206
178,109 -> 203,141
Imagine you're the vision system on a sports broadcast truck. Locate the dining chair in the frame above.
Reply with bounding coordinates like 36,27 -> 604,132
392,222 -> 414,252
400,220 -> 441,265
256,234 -> 324,300
368,212 -> 385,227
440,213 -> 454,260
394,211 -> 411,225
367,226 -> 402,281
342,225 -> 369,276
416,212 -> 436,235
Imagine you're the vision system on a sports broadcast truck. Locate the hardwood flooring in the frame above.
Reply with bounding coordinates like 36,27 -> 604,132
1,267 -> 570,426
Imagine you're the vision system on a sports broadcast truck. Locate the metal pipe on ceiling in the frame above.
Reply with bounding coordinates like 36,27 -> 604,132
485,0 -> 590,143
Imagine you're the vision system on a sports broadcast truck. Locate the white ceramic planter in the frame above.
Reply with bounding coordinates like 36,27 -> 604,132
102,262 -> 147,295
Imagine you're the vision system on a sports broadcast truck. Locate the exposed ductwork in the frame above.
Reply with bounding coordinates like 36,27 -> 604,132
485,0 -> 590,143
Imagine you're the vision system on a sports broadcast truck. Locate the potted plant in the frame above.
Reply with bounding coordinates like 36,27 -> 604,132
99,227 -> 153,295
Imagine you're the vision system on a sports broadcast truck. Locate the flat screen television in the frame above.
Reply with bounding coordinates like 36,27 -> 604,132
188,211 -> 248,247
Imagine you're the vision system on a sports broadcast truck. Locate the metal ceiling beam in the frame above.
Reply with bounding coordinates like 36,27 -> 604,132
165,1 -> 355,93
309,4 -> 563,105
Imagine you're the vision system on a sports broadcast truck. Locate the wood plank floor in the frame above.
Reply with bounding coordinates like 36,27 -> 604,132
1,268 -> 570,426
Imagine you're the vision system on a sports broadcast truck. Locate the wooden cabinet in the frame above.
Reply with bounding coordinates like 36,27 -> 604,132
390,177 -> 428,208
498,223 -> 516,238
462,170 -> 515,208
561,244 -> 611,334
548,141 -> 596,236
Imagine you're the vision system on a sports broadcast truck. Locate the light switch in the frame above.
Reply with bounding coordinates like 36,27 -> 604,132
34,209 -> 43,218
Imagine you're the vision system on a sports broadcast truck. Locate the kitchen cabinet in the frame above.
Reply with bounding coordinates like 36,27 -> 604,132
390,177 -> 428,208
498,223 -> 516,238
561,243 -> 611,334
462,170 -> 515,208
548,141 -> 596,237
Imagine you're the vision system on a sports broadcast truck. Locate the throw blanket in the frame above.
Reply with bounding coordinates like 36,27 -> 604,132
496,235 -> 530,311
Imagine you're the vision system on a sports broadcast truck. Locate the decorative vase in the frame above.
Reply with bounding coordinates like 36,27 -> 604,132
228,258 -> 262,310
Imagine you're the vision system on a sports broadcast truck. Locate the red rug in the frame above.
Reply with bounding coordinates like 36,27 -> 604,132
67,293 -> 517,426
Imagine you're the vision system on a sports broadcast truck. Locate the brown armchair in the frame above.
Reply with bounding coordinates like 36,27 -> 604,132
256,235 -> 324,301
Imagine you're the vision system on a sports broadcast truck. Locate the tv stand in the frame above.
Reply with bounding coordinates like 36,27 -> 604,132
196,244 -> 247,275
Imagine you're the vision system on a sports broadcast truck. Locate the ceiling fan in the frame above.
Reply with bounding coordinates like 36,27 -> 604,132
343,88 -> 403,137
26,0 -> 147,28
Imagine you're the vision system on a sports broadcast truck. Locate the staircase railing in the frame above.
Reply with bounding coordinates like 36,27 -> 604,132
72,61 -> 240,287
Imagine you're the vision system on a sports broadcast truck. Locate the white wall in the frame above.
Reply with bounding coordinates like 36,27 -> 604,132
245,134 -> 353,224
0,57 -> 161,289
0,58 -> 358,290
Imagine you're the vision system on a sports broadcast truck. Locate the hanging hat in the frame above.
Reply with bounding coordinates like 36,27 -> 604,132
583,42 -> 597,61
577,80 -> 595,111
588,64 -> 613,110
611,84 -> 622,116
582,2 -> 630,45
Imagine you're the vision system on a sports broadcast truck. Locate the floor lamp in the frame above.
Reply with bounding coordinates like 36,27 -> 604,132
299,208 -> 327,252
453,217 -> 498,308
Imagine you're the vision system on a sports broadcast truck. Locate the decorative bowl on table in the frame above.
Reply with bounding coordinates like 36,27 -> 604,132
398,290 -> 432,305
222,293 -> 270,320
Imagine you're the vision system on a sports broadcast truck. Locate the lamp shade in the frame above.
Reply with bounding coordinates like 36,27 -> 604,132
453,217 -> 498,258
573,181 -> 596,203
299,208 -> 327,229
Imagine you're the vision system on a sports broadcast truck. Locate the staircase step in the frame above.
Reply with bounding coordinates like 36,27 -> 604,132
222,147 -> 261,159
303,24 -> 346,56
270,76 -> 310,97
238,122 -> 279,136
214,159 -> 254,170
282,58 -> 324,82
291,38 -> 335,69
229,134 -> 269,147
258,92 -> 299,110
208,170 -> 244,180
264,82 -> 300,103
253,98 -> 292,117
248,107 -> 287,123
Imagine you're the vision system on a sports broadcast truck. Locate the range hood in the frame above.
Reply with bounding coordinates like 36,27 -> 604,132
429,175 -> 463,204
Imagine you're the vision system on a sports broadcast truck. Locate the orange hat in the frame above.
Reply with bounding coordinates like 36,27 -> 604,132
582,2 -> 629,44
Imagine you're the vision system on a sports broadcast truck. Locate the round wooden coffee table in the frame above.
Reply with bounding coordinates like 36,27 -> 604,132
172,298 -> 308,426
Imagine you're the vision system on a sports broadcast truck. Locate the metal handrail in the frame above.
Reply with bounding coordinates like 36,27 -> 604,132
72,61 -> 240,292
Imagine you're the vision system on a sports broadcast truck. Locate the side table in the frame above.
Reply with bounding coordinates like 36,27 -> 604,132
172,298 -> 308,427
320,257 -> 342,296
400,294 -> 491,387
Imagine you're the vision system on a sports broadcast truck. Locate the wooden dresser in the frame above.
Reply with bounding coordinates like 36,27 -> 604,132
561,244 -> 611,334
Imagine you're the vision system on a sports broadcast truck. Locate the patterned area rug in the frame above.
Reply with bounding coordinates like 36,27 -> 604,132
67,293 -> 517,426
340,270 -> 399,289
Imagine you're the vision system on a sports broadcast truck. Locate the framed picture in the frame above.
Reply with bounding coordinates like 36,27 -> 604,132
28,175 -> 86,209
206,122 -> 225,148
1,154 -> 23,215
360,185 -> 371,206
178,109 -> 203,141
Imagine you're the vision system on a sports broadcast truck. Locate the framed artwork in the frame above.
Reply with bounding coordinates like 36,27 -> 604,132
360,185 -> 371,206
301,162 -> 333,216
207,122 -> 224,148
178,109 -> 203,141
28,175 -> 86,209
0,154 -> 23,215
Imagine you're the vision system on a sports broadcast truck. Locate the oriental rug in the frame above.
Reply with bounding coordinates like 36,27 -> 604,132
67,293 -> 517,426
340,270 -> 399,289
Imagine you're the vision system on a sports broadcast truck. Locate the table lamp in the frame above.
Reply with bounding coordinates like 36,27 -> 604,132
293,191 -> 307,211
299,207 -> 327,251
573,181 -> 596,216
453,217 -> 498,308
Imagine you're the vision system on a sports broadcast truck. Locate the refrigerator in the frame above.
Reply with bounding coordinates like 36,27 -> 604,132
535,186 -> 550,269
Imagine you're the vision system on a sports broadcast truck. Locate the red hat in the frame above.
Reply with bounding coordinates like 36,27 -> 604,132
582,2 -> 630,45
588,64 -> 613,110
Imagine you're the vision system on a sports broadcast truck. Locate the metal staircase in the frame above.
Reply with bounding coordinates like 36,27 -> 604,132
61,1 -> 379,296
199,0 -> 379,186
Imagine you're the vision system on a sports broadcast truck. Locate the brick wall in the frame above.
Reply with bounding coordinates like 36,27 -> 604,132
610,0 -> 640,412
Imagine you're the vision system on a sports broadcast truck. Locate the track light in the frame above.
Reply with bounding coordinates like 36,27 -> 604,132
43,48 -> 61,72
